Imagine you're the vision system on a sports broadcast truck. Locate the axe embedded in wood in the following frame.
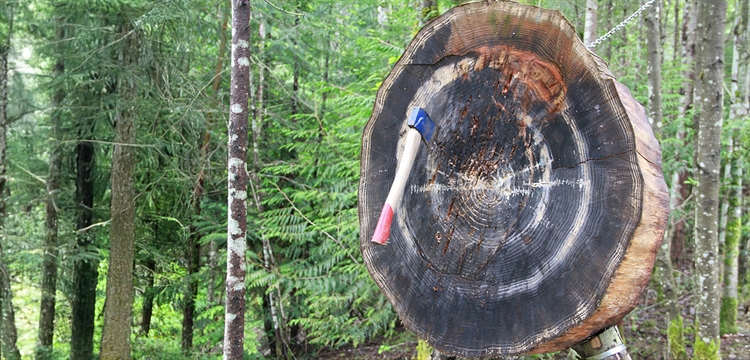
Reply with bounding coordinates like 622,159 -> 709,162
372,107 -> 436,245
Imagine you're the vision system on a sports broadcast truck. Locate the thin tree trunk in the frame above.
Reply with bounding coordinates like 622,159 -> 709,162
0,275 -> 20,360
693,1 -> 727,358
691,1 -> 704,160
739,0 -> 750,286
646,3 -> 686,358
720,4 -> 746,333
671,0 -> 697,267
37,23 -> 64,358
604,0 -> 613,61
140,256 -> 156,336
673,0 -> 680,65
720,138 -> 741,335
718,135 -> 732,264
634,13 -> 644,92
292,16 -> 299,116
100,18 -> 139,360
224,1 -> 251,358
583,0 -> 598,46
182,215 -> 200,354
0,5 -> 20,359
182,1 -> 229,345
0,16 -> 5,360
645,0 -> 663,135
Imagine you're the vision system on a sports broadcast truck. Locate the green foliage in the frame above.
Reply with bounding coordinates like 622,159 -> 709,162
667,316 -> 688,360
415,339 -> 432,360
720,297 -> 739,335
693,337 -> 721,360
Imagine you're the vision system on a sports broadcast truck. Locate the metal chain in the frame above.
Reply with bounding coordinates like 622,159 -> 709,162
586,0 -> 657,49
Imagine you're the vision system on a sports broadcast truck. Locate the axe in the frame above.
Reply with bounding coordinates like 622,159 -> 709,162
372,107 -> 436,245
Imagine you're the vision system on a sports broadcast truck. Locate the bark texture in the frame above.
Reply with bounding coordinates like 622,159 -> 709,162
583,0 -> 598,46
645,0 -> 662,135
37,37 -> 64,360
100,18 -> 139,360
182,223 -> 200,353
692,0 -> 727,358
0,6 -> 21,359
720,143 -> 741,335
224,0 -> 250,358
70,132 -> 97,360
720,3 -> 747,334
140,257 -> 156,336
671,0 -> 698,267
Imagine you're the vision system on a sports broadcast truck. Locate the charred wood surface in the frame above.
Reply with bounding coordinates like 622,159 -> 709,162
359,2 -> 669,357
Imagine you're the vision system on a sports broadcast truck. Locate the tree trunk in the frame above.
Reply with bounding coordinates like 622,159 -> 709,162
182,1 -> 230,345
583,0 -> 598,46
692,1 -> 727,358
604,0 -> 613,61
720,141 -> 741,335
70,132 -> 97,360
672,0 -> 680,65
0,6 -> 21,359
292,16 -> 299,116
671,0 -> 698,267
140,257 -> 156,336
100,18 -> 139,360
645,0 -> 663,136
720,4 -> 746,334
182,217 -> 200,354
37,24 -> 64,359
718,135 -> 732,272
224,1 -> 251,358
0,275 -> 20,360
633,13 -> 643,92
0,19 -> 5,360
70,133 -> 97,359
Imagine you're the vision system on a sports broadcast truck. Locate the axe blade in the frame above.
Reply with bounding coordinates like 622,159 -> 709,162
408,107 -> 436,143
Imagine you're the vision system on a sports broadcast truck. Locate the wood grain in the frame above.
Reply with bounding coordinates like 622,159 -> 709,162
359,2 -> 668,357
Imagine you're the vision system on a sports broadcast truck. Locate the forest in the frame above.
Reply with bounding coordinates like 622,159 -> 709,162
0,0 -> 748,359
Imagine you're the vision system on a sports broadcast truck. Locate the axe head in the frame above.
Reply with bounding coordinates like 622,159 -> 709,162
407,107 -> 436,143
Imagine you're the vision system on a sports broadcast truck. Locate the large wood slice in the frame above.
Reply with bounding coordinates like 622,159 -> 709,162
358,2 -> 669,358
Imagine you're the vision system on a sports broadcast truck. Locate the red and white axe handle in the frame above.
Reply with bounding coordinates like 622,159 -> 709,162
371,129 -> 422,245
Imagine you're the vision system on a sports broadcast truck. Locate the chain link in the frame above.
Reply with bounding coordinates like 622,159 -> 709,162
586,0 -> 657,49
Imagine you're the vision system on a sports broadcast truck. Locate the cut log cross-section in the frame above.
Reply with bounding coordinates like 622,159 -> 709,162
358,2 -> 669,358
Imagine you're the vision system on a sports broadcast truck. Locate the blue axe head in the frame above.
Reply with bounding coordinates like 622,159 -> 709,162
407,107 -> 436,143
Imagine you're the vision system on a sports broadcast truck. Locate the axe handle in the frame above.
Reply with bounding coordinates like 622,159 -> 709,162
372,128 -> 422,245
